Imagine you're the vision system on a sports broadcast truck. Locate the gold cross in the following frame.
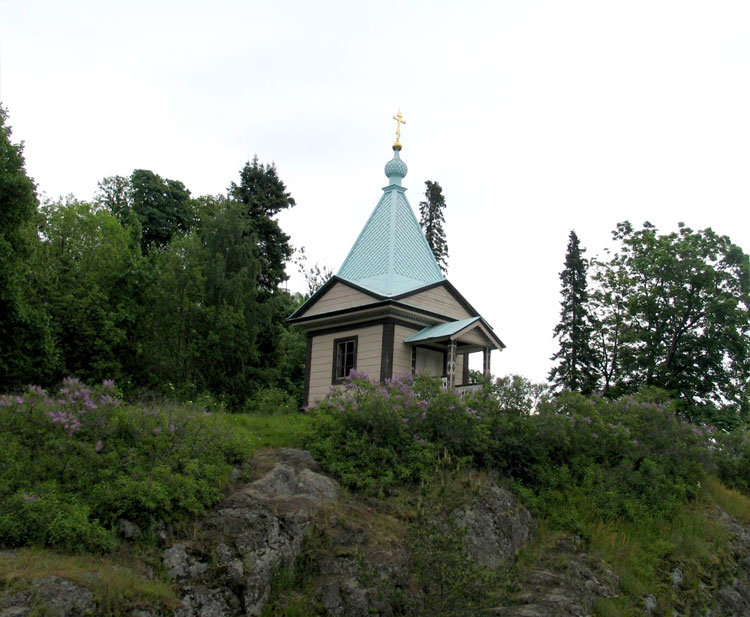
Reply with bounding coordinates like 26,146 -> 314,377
393,111 -> 406,142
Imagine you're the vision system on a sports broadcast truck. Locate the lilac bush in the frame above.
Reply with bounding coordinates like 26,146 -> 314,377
0,378 -> 252,552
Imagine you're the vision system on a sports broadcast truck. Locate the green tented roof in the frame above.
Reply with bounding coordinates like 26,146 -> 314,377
403,316 -> 481,343
336,149 -> 444,297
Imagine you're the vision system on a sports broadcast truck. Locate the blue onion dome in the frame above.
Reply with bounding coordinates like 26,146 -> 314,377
384,149 -> 408,182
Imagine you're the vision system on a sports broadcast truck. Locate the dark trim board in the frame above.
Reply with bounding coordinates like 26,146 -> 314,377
303,336 -> 313,408
380,321 -> 395,383
306,316 -> 423,339
289,298 -> 464,328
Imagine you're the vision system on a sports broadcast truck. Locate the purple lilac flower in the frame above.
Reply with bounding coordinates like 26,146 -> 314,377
102,379 -> 116,388
95,440 -> 103,452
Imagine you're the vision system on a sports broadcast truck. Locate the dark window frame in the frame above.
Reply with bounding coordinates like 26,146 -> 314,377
332,335 -> 358,384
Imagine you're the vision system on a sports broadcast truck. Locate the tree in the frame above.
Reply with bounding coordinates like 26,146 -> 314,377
589,255 -> 630,396
549,231 -> 596,393
95,170 -> 192,253
419,180 -> 449,273
39,199 -> 141,385
229,156 -> 295,292
591,222 -> 750,424
0,106 -> 57,389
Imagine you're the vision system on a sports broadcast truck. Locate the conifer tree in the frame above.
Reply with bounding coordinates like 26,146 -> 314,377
549,230 -> 596,393
230,156 -> 295,292
419,180 -> 449,273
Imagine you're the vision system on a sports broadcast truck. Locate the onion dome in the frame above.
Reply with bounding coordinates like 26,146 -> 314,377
384,149 -> 408,185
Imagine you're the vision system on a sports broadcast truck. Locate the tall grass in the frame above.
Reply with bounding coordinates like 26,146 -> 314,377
0,548 -> 178,616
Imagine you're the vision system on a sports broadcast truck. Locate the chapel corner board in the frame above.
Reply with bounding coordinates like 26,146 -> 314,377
287,123 -> 505,406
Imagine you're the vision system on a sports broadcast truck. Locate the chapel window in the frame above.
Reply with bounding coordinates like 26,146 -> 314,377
332,336 -> 357,383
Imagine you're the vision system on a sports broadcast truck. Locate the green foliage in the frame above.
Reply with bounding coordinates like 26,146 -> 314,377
37,199 -> 141,386
246,386 -> 300,415
418,180 -> 449,273
135,199 -> 304,409
308,374 -> 708,537
96,169 -> 193,253
407,462 -> 503,615
501,391 -> 708,533
0,106 -> 58,390
0,379 -> 252,552
713,428 -> 750,495
487,374 -> 551,415
0,548 -> 179,617
131,170 -> 192,252
229,155 -> 295,292
306,373 -> 488,494
550,230 -> 596,393
590,222 -> 750,424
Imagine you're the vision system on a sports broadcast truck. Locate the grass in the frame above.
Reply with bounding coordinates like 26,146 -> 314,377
703,475 -> 750,525
588,478 -> 743,617
0,408 -> 313,615
214,411 -> 313,452
0,547 -> 178,616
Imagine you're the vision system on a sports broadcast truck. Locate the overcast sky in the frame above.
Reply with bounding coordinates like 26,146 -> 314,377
2,0 -> 749,381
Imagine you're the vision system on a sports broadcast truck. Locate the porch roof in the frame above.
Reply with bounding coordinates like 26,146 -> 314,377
404,316 -> 480,343
404,316 -> 506,350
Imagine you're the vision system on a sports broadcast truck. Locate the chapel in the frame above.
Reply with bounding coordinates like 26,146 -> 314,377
288,115 -> 505,406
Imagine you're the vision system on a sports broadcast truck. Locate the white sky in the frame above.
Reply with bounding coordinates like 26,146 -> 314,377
2,0 -> 749,382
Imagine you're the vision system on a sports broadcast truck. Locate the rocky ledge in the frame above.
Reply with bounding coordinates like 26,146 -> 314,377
5,450 -> 750,617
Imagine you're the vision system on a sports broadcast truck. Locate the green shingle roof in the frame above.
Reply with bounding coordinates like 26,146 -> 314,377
337,149 -> 445,296
403,317 -> 481,343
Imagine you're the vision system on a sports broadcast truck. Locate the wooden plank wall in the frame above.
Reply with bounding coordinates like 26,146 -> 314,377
401,285 -> 472,319
308,325 -> 383,403
304,282 -> 377,317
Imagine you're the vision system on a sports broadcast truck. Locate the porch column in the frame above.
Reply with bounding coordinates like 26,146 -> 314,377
483,347 -> 491,380
447,340 -> 457,388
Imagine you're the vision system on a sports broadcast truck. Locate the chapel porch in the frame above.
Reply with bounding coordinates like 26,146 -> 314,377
403,315 -> 505,389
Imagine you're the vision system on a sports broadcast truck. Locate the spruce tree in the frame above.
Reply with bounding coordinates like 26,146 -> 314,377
230,156 -> 295,292
549,230 -> 595,393
419,180 -> 449,273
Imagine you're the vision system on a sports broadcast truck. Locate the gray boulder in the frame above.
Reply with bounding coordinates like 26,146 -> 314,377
458,481 -> 534,569
165,448 -> 339,617
32,576 -> 95,617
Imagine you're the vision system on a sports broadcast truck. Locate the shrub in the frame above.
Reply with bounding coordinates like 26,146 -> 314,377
0,378 -> 252,552
306,373 -> 709,534
245,386 -> 299,415
714,428 -> 750,494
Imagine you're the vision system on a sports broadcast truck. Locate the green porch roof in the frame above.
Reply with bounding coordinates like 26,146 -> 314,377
336,149 -> 444,297
403,316 -> 481,343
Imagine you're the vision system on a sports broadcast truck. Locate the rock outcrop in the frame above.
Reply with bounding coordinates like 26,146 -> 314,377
710,507 -> 750,616
166,448 -> 340,617
489,536 -> 620,617
7,449 -> 750,617
0,576 -> 96,617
